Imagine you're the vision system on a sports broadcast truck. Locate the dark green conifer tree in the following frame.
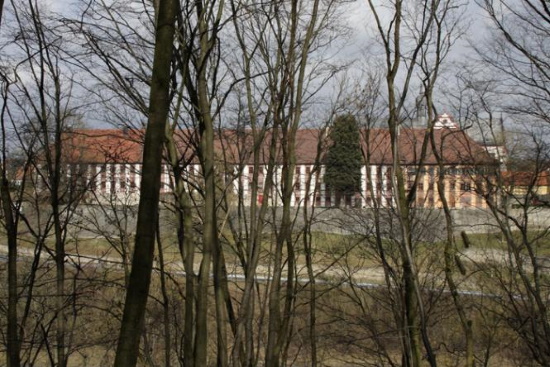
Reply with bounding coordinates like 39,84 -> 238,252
324,114 -> 363,206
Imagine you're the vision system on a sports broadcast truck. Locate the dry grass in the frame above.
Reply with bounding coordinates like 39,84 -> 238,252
1,222 -> 548,365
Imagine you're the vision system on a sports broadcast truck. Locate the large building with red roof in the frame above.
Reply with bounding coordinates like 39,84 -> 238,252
33,117 -> 498,209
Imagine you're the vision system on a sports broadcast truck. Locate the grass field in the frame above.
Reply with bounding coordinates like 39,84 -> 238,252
2,221 -> 550,365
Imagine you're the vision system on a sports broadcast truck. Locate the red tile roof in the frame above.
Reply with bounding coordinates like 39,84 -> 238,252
502,171 -> 550,187
61,127 -> 495,167
62,129 -> 145,163
361,128 -> 495,165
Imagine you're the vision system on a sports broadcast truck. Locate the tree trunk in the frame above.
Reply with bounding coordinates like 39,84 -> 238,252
165,125 -> 196,367
156,222 -> 171,367
113,0 -> 176,365
2,166 -> 21,367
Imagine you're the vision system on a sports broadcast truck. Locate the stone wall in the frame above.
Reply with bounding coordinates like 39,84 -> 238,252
20,202 -> 550,239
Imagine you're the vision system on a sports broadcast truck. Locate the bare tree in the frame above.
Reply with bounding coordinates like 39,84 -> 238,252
113,0 -> 177,365
0,72 -> 23,367
364,1 -> 468,365
0,1 -> 92,365
224,1 -> 349,365
418,5 -> 477,365
477,0 -> 550,125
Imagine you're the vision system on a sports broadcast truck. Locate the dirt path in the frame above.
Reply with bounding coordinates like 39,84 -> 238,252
1,244 -> 533,295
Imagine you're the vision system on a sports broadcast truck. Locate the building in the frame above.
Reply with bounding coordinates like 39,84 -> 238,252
502,170 -> 550,206
26,122 -> 497,209
462,116 -> 508,167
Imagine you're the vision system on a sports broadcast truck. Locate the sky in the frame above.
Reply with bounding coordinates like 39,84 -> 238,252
1,0 -> 502,129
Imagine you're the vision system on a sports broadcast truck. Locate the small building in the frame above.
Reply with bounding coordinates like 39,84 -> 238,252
502,170 -> 550,206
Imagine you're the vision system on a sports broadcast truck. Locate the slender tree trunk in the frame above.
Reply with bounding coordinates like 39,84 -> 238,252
165,125 -> 196,367
427,98 -> 474,367
367,0 -> 445,362
49,64 -> 66,367
387,86 -> 423,367
53,201 -> 66,367
182,197 -> 196,367
302,141 -> 324,367
265,0 -> 322,362
2,166 -> 20,367
265,99 -> 295,367
113,0 -> 176,365
156,221 -> 171,367
228,6 -> 281,364
193,14 -> 214,367
0,0 -> 4,27
0,64 -> 19,366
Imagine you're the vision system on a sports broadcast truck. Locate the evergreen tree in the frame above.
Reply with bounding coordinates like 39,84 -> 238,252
324,114 -> 363,205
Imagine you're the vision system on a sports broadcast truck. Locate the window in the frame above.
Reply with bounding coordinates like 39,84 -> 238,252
461,181 -> 472,191
89,165 -> 96,190
110,164 -> 116,193
101,166 -> 107,191
128,165 -> 136,189
407,174 -> 415,189
120,164 -> 126,189
248,166 -> 254,192
385,168 -> 392,190
258,165 -> 264,189
78,164 -> 88,189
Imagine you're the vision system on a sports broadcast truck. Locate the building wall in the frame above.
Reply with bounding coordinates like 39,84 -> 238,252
54,161 -> 491,210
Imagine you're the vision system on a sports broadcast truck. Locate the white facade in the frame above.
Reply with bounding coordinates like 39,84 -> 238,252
57,160 -> 489,209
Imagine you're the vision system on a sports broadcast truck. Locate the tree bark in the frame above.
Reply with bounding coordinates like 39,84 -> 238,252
113,0 -> 176,365
2,165 -> 20,367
